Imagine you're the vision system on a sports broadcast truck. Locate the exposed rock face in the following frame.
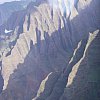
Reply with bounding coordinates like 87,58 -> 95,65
60,31 -> 100,100
0,0 -> 100,100
34,30 -> 100,100
0,0 -> 37,61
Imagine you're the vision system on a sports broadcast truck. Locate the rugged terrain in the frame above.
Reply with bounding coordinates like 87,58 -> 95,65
0,0 -> 36,26
0,0 -> 100,100
0,0 -> 38,61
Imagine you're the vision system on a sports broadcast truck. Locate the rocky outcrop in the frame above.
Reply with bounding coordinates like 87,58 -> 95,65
0,0 -> 39,59
34,30 -> 100,100
0,0 -> 100,100
60,31 -> 100,100
0,0 -> 35,61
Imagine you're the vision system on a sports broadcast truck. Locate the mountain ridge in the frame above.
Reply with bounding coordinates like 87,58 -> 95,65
0,0 -> 100,100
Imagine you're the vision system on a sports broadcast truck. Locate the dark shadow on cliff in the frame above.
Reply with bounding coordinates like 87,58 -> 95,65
33,30 -> 100,100
0,62 -> 4,94
0,0 -> 100,100
61,31 -> 100,100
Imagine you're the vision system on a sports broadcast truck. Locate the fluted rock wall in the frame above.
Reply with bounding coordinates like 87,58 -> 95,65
60,30 -> 100,100
0,0 -> 100,100
33,30 -> 100,100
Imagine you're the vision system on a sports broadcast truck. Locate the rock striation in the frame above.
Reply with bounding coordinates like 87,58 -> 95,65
0,0 -> 100,100
34,30 -> 100,100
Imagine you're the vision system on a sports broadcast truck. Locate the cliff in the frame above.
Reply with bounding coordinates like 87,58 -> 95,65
0,0 -> 100,100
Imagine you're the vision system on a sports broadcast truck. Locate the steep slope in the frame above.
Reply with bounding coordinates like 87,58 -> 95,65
0,1 -> 23,26
0,0 -> 36,26
0,0 -> 49,62
60,31 -> 100,100
34,30 -> 100,100
0,0 -> 36,61
0,0 -> 100,100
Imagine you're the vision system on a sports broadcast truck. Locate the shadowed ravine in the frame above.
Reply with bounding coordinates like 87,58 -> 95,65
0,61 -> 3,94
0,72 -> 3,94
34,30 -> 99,100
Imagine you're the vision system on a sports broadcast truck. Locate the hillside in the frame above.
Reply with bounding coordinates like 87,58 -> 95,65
0,0 -> 100,100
